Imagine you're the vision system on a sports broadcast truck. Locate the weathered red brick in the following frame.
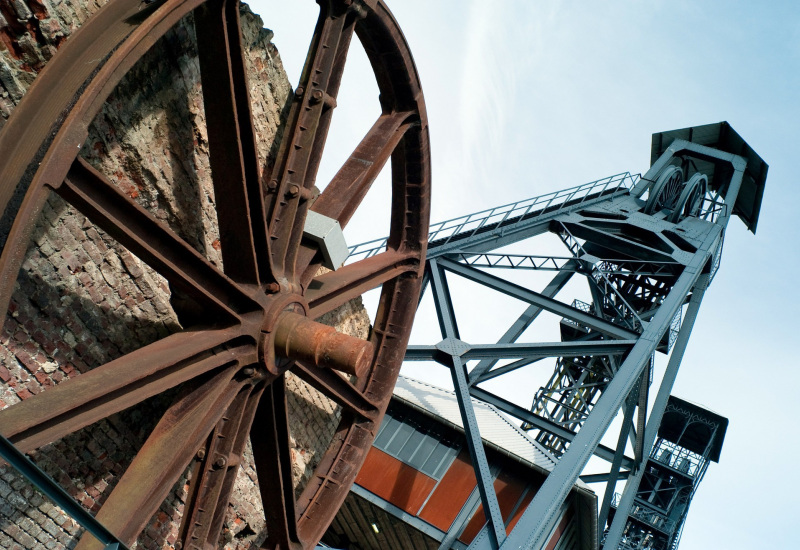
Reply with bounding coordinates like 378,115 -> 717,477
13,350 -> 37,373
15,389 -> 33,400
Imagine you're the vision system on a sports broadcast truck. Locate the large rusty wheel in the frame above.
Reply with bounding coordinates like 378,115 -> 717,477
0,0 -> 429,548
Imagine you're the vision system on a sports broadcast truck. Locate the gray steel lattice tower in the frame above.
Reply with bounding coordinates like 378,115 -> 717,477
349,121 -> 766,549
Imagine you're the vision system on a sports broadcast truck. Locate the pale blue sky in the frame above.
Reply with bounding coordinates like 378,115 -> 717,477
252,1 -> 799,548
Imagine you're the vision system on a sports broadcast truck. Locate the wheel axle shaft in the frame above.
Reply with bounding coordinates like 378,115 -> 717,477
273,311 -> 373,378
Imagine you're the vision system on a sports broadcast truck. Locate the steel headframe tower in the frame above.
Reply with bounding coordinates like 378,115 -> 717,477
349,121 -> 766,549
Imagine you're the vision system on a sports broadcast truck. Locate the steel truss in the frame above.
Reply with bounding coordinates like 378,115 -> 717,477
361,123 -> 766,549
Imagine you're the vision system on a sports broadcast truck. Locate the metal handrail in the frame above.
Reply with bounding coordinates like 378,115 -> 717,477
346,172 -> 638,262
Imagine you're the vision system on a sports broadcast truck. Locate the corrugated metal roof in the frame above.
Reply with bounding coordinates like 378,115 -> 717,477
392,375 -> 558,473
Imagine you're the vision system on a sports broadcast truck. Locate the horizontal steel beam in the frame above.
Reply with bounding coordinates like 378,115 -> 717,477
467,266 -> 575,385
579,471 -> 631,484
475,356 -> 545,384
468,386 -> 636,471
405,340 -> 636,362
437,257 -> 638,340
429,185 -> 634,258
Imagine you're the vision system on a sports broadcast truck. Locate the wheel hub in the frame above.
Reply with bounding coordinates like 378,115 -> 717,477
257,292 -> 373,379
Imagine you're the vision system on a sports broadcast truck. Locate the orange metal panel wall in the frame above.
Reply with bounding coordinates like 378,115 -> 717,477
545,507 -> 574,550
457,468 -> 527,544
418,450 -> 478,531
355,447 -> 437,515
505,487 -> 536,533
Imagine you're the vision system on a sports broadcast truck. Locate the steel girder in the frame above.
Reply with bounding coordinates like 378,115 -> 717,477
0,433 -> 127,549
380,132 -> 760,550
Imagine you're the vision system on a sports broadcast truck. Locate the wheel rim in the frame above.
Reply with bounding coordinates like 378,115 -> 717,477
667,172 -> 708,223
0,0 -> 430,548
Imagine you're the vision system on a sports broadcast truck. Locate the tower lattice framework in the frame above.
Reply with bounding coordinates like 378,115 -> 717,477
349,121 -> 766,549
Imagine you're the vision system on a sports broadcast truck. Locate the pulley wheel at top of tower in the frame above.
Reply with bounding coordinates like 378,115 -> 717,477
644,165 -> 684,215
644,165 -> 710,223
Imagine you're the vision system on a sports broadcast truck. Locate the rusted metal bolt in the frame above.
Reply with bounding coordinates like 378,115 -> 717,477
241,366 -> 255,377
295,86 -> 304,98
265,282 -> 280,293
287,184 -> 301,198
273,311 -> 374,378
214,456 -> 227,469
267,179 -> 279,193
174,541 -> 183,550
311,89 -> 324,104
196,449 -> 206,460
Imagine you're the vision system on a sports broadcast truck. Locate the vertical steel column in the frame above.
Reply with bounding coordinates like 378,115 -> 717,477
596,390 -> 638,539
601,279 -> 708,549
429,258 -> 507,548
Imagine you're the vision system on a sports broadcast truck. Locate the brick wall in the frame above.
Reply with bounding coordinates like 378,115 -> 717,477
0,1 -> 363,548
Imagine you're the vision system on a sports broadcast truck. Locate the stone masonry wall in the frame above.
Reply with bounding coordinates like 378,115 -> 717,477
0,1 -> 365,548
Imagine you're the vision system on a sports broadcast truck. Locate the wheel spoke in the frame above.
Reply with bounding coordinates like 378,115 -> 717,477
251,376 -> 300,548
312,110 -> 416,227
296,111 -> 417,283
266,2 -> 358,281
55,157 -> 260,320
0,327 -> 255,452
293,361 -> 378,421
72,365 -> 248,549
305,249 -> 419,319
195,0 -> 270,285
178,382 -> 265,550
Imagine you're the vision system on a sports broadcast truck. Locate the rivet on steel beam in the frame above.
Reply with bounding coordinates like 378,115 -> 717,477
287,184 -> 300,198
308,89 -> 337,109
295,86 -> 304,98
196,449 -> 206,461
241,366 -> 255,377
267,179 -> 279,193
214,456 -> 227,469
174,541 -> 183,550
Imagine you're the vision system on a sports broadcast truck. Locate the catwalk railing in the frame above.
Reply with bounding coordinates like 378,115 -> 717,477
346,172 -> 639,261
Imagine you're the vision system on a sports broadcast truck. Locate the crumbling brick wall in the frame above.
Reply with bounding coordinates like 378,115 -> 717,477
0,1 -> 366,548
